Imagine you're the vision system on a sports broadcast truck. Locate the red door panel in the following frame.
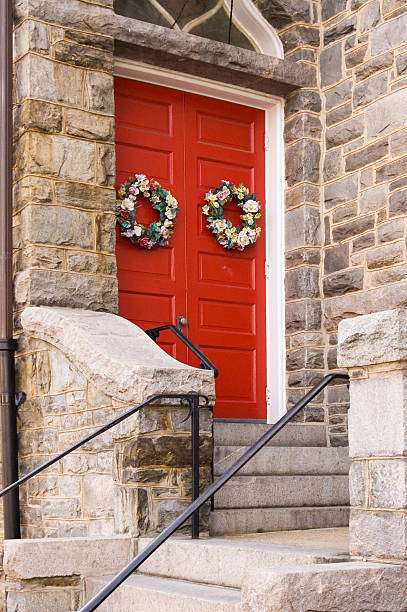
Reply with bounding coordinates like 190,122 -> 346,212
115,78 -> 267,419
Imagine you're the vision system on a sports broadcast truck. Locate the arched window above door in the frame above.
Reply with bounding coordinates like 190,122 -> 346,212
114,0 -> 283,58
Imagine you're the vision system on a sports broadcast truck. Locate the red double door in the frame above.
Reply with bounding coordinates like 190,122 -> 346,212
115,77 -> 267,419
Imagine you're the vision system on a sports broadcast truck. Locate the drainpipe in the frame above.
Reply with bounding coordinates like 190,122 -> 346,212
0,0 -> 21,539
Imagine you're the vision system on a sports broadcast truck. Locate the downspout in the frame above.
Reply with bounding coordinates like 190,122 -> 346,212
0,0 -> 21,539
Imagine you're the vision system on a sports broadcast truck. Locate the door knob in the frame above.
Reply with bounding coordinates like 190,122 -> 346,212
176,315 -> 189,334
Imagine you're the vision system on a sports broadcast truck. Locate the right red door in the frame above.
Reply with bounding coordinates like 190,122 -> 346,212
115,78 -> 267,419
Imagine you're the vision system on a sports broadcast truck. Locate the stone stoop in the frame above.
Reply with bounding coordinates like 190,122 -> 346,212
210,422 -> 350,535
83,533 -> 407,611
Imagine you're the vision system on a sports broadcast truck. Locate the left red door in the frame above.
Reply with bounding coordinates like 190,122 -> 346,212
115,77 -> 187,361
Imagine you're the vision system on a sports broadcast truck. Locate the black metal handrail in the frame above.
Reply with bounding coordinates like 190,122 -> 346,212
81,372 -> 349,612
0,392 -> 208,540
145,324 -> 219,378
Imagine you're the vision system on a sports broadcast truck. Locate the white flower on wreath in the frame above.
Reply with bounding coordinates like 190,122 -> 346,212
243,200 -> 259,213
134,225 -> 143,237
237,233 -> 250,247
135,174 -> 146,181
207,193 -> 218,203
212,219 -> 227,232
164,219 -> 173,227
166,207 -> 176,219
121,197 -> 135,211
202,204 -> 210,215
166,194 -> 178,208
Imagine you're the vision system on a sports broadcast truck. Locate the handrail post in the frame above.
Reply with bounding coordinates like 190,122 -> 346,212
191,394 -> 200,539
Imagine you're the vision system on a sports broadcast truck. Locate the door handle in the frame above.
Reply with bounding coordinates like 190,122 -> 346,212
176,315 -> 189,334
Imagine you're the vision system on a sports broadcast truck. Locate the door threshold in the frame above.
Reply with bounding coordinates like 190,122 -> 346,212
213,418 -> 268,423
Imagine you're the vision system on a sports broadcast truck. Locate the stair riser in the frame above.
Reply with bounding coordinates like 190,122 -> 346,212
214,446 -> 350,476
138,539 -> 347,589
85,577 -> 240,611
214,423 -> 327,447
213,475 -> 349,509
209,506 -> 350,536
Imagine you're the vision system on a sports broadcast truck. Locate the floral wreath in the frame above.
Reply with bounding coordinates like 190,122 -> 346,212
115,174 -> 179,249
202,180 -> 261,250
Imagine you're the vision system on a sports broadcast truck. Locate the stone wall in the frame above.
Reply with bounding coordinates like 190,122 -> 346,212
12,0 -> 118,317
17,307 -> 214,539
319,1 -> 407,441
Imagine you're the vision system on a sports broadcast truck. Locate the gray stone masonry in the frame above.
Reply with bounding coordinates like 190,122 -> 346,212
338,308 -> 407,562
18,307 -> 215,540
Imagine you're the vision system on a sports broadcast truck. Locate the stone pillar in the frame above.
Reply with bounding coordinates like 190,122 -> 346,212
13,0 -> 118,315
338,307 -> 407,562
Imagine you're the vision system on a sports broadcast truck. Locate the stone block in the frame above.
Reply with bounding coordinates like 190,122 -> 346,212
345,45 -> 368,69
324,173 -> 358,209
14,19 -> 50,60
323,269 -> 363,297
369,459 -> 407,508
367,89 -> 407,142
4,535 -> 132,579
96,213 -> 116,253
325,79 -> 352,110
323,149 -> 343,181
397,52 -> 407,76
14,269 -> 118,312
285,140 -> 320,186
254,0 -> 312,29
338,308 -> 407,369
355,52 -> 393,82
65,108 -> 114,141
332,202 -> 357,224
389,188 -> 407,217
332,215 -> 375,242
284,114 -> 322,143
324,16 -> 356,46
54,181 -> 115,212
378,156 -> 407,183
326,117 -> 364,149
378,218 -> 404,243
96,143 -> 116,186
65,29 -> 114,52
241,561 -> 407,612
17,99 -> 62,135
53,40 -> 113,71
15,54 -> 84,106
359,184 -> 387,213
326,101 -> 352,127
6,590 -> 73,612
350,509 -> 407,560
14,0 -> 114,34
83,474 -> 114,517
21,307 -> 215,403
359,1 -> 381,33
280,26 -> 320,54
86,71 -> 115,114
285,206 -> 321,250
320,43 -> 343,87
21,205 -> 95,249
285,267 -> 319,300
345,139 -> 388,172
322,0 -> 347,20
285,90 -> 321,116
286,348 -> 324,370
286,300 -> 321,334
371,12 -> 407,55
16,132 -> 95,182
285,183 -> 320,209
354,72 -> 388,109
366,242 -> 404,269
285,247 -> 320,268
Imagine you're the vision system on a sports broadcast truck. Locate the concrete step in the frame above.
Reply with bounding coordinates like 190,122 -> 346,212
213,474 -> 349,509
210,505 -> 349,536
138,535 -> 348,589
84,574 -> 241,611
214,445 -> 350,476
214,422 -> 327,447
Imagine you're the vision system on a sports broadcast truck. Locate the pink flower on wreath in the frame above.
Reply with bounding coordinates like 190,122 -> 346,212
120,209 -> 130,219
129,185 -> 139,195
217,192 -> 226,200
160,226 -> 169,237
149,179 -> 157,189
138,237 -> 149,248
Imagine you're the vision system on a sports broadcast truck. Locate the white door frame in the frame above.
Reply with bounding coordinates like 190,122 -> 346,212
114,58 -> 286,423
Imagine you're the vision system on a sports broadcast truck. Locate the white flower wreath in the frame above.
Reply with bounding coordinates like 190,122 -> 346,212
202,180 -> 261,251
115,174 -> 179,249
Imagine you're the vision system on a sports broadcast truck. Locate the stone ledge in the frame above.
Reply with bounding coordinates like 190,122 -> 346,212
3,535 -> 133,579
241,561 -> 407,611
21,306 -> 215,403
338,308 -> 407,368
112,16 -> 316,98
